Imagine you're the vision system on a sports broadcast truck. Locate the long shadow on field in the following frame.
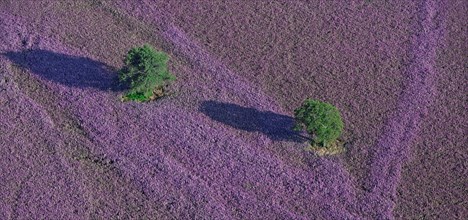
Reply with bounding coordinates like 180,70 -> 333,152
2,49 -> 120,91
199,100 -> 308,142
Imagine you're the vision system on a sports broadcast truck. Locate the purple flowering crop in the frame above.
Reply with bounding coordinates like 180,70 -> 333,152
0,0 -> 465,219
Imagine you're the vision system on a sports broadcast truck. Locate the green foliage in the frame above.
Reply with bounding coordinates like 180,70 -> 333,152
294,99 -> 344,147
119,44 -> 175,102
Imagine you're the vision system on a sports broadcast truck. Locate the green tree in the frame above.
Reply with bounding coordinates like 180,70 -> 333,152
294,99 -> 344,147
119,44 -> 175,102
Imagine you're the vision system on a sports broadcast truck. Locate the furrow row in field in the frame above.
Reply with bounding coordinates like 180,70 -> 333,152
363,0 -> 446,218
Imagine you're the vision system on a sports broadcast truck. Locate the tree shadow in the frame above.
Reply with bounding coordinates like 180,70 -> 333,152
199,100 -> 309,143
2,49 -> 121,91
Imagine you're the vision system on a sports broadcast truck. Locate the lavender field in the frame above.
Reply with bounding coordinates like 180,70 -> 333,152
0,0 -> 466,219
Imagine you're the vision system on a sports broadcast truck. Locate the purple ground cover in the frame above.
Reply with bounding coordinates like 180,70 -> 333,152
361,0 -> 449,218
1,0 -> 465,219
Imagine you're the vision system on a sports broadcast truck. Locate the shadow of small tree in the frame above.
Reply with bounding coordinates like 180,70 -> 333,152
199,100 -> 309,143
2,49 -> 121,91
